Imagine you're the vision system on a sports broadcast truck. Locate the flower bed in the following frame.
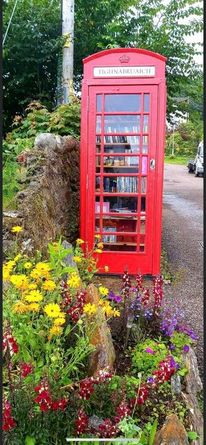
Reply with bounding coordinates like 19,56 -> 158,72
3,234 -> 202,444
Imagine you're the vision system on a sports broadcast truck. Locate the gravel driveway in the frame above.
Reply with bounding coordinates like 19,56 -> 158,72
162,163 -> 203,378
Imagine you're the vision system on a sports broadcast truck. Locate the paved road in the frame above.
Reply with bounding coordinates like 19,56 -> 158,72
162,164 -> 203,377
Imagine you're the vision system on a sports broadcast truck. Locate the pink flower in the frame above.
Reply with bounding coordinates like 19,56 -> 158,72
145,347 -> 155,354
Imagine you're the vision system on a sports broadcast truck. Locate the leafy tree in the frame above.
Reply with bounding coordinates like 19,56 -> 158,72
3,0 -> 62,130
3,0 -> 203,130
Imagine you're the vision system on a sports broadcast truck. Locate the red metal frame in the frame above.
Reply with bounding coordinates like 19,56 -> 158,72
80,49 -> 166,275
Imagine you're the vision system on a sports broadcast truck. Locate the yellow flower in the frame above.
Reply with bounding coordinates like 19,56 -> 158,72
104,305 -> 114,317
53,317 -> 65,326
49,326 -> 63,338
24,290 -> 43,302
6,260 -> 16,270
97,242 -> 104,249
94,249 -> 102,254
3,266 -> 11,281
113,309 -> 121,317
73,256 -> 82,263
10,274 -> 29,290
99,299 -> 105,306
104,266 -> 109,272
83,303 -> 97,316
30,269 -> 42,280
35,262 -> 51,277
12,301 -> 29,314
27,283 -> 37,290
24,262 -> 33,270
28,303 -> 40,312
76,238 -> 84,245
11,226 -> 23,233
67,273 -> 81,289
95,234 -> 101,240
42,280 -> 56,291
14,254 -> 21,262
44,303 -> 62,318
99,286 -> 109,296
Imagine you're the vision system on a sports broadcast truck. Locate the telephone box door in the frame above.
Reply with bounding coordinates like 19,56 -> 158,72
85,85 -> 158,274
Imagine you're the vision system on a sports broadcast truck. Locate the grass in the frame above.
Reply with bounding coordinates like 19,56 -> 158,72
164,155 -> 191,165
3,161 -> 22,210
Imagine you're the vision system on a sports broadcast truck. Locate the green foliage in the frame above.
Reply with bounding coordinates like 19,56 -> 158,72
187,431 -> 199,441
170,331 -> 192,354
3,99 -> 81,209
3,0 -> 63,130
3,0 -> 203,130
166,118 -> 203,157
131,339 -> 168,377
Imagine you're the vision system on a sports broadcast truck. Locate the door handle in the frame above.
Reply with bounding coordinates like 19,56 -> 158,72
150,159 -> 155,170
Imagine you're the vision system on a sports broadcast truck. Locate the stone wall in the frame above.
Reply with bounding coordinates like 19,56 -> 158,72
3,133 -> 80,255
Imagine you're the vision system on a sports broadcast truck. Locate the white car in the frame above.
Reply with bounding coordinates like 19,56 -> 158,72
187,141 -> 204,176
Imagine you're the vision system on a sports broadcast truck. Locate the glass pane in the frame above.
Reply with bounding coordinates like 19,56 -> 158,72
105,94 -> 141,112
103,156 -> 140,173
104,235 -> 137,252
103,196 -> 137,213
96,95 -> 102,112
96,135 -> 101,144
95,197 -> 100,213
102,217 -> 137,233
139,235 -> 145,252
104,115 -> 140,134
142,157 -> 148,174
95,176 -> 101,192
95,218 -> 100,232
142,135 -> 149,154
96,156 -> 101,173
140,217 -> 146,234
141,177 -> 147,193
143,115 -> 149,133
103,177 -> 138,193
144,94 -> 150,112
104,136 -> 140,153
96,116 -> 101,133
141,197 -> 146,212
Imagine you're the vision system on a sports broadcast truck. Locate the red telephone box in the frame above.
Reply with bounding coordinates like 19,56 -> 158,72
80,48 -> 166,275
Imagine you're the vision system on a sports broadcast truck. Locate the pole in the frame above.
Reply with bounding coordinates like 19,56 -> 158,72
62,0 -> 74,104
172,124 -> 175,157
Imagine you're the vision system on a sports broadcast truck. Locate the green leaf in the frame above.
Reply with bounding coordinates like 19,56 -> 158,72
187,431 -> 199,440
149,418 -> 158,445
25,436 -> 36,445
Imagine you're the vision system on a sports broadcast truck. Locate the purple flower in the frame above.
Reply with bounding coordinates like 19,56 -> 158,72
145,348 -> 155,355
147,376 -> 154,384
169,343 -> 175,351
183,345 -> 190,353
144,309 -> 153,320
108,291 -> 122,304
176,325 -> 199,341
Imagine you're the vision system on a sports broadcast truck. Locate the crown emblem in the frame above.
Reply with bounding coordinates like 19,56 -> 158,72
119,55 -> 130,63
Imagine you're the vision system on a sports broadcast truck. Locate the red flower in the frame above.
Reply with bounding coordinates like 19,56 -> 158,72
78,379 -> 94,400
51,398 -> 67,411
3,400 -> 16,431
75,408 -> 89,435
34,381 -> 52,411
98,419 -> 118,438
142,288 -> 150,306
136,273 -> 143,290
137,384 -> 149,404
3,331 -> 19,356
114,400 -> 131,422
20,362 -> 33,378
